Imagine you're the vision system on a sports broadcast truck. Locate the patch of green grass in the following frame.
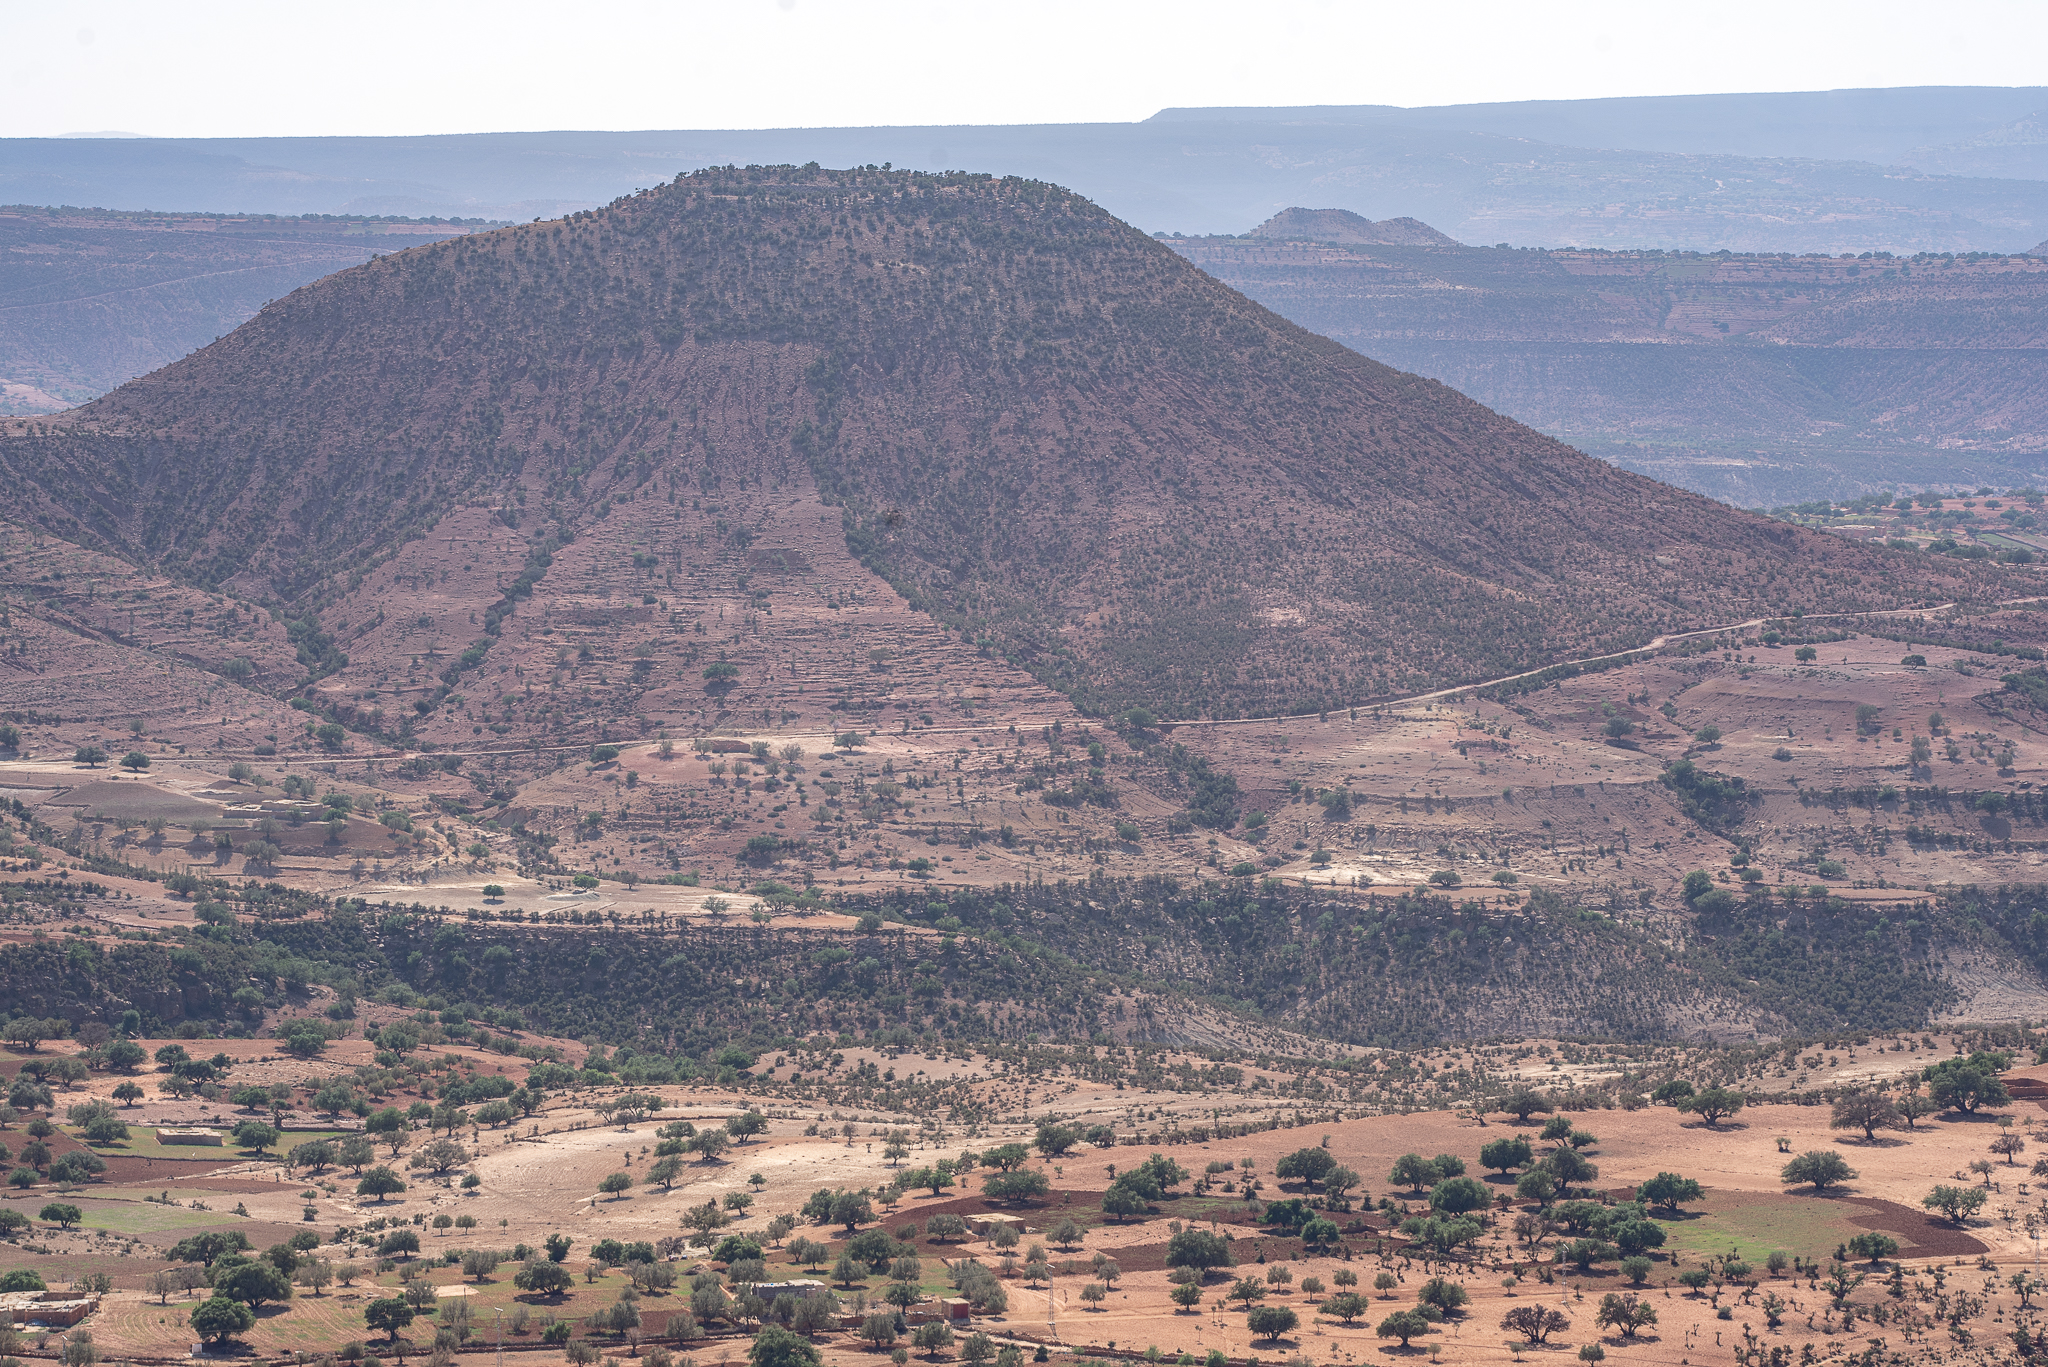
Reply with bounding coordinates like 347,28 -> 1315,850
1656,1195 -> 1867,1264
66,1125 -> 352,1162
62,1127 -> 223,1161
236,1129 -> 353,1158
1164,1195 -> 1242,1222
73,1200 -> 236,1234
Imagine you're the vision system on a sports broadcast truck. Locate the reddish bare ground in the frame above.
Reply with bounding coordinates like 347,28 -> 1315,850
1838,1194 -> 1989,1256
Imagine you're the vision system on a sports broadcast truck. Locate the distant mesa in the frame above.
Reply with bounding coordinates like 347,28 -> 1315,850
1172,229 -> 2048,505
19,90 -> 2048,249
1899,107 -> 2048,183
1248,207 -> 1459,248
2031,238 -> 2048,256
0,208 -> 479,413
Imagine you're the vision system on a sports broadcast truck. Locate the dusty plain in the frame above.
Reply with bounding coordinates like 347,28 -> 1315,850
9,458 -> 2048,1367
2,1024 -> 2047,1367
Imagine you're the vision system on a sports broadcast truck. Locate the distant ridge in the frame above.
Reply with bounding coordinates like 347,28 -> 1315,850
1249,207 -> 1459,247
11,87 -> 2048,250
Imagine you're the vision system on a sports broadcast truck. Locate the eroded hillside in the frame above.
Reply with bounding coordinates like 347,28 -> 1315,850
0,167 -> 2003,723
2,169 -> 2045,1049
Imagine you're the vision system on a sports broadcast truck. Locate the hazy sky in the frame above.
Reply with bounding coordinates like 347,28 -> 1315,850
11,0 -> 2048,139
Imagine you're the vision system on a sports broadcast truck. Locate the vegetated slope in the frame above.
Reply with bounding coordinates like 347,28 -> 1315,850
956,880 -> 1975,1045
2,874 -> 2022,1052
0,166 -> 2001,721
1171,234 -> 2048,505
0,207 -> 477,413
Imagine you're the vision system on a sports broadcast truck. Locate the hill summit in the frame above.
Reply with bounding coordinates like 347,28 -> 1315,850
1248,207 -> 1460,247
0,166 -> 1992,718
